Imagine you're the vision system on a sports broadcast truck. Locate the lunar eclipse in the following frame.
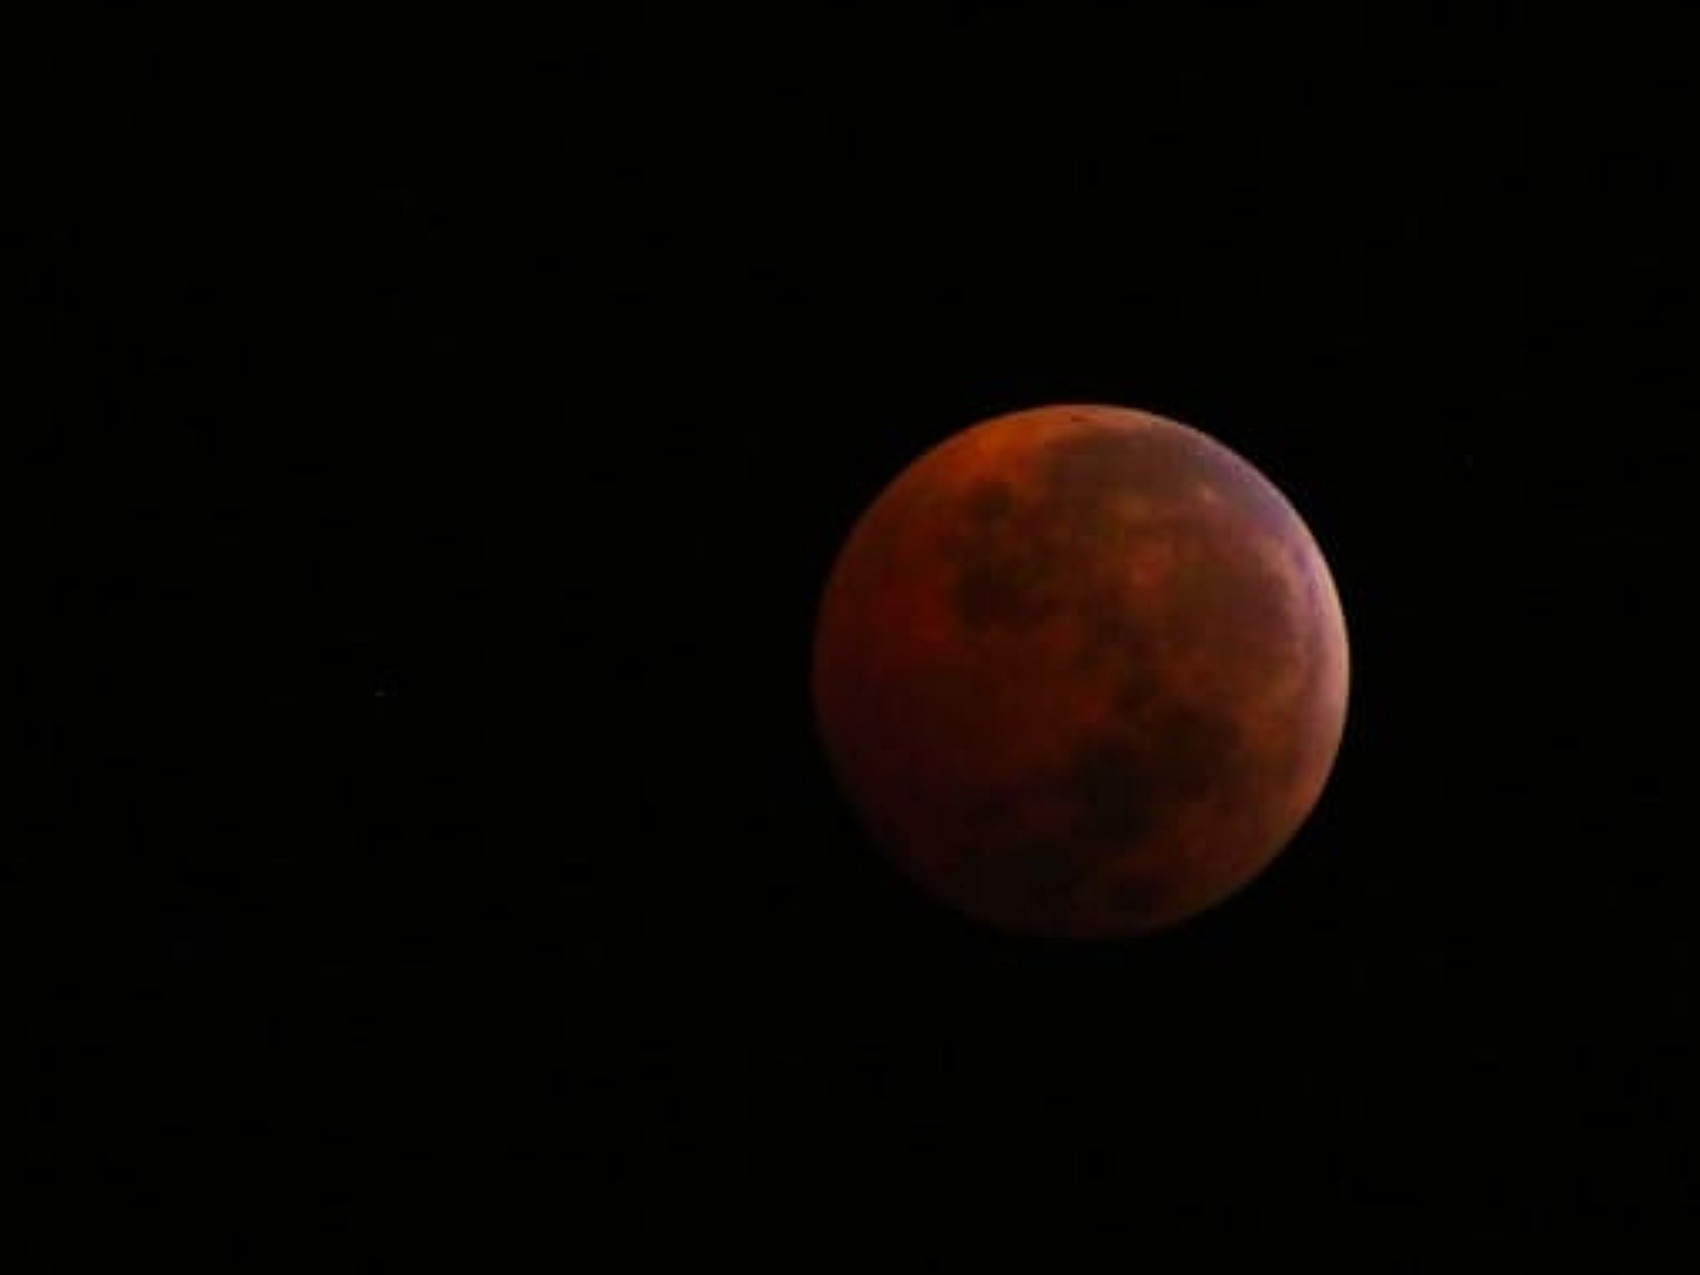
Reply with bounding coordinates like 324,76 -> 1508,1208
812,404 -> 1349,939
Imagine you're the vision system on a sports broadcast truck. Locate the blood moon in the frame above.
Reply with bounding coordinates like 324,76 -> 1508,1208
811,404 -> 1349,939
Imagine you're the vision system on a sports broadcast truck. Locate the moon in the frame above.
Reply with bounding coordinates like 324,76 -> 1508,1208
811,404 -> 1349,939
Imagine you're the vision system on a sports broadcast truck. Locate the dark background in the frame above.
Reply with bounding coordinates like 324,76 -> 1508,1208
7,11 -> 1697,1236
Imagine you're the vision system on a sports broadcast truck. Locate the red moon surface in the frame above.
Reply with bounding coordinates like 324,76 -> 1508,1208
811,404 -> 1349,939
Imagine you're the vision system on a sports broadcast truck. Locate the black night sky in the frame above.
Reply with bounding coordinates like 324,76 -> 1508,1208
9,12 -> 1698,1244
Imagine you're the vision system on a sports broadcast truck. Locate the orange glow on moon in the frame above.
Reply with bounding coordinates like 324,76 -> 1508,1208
811,404 -> 1349,939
